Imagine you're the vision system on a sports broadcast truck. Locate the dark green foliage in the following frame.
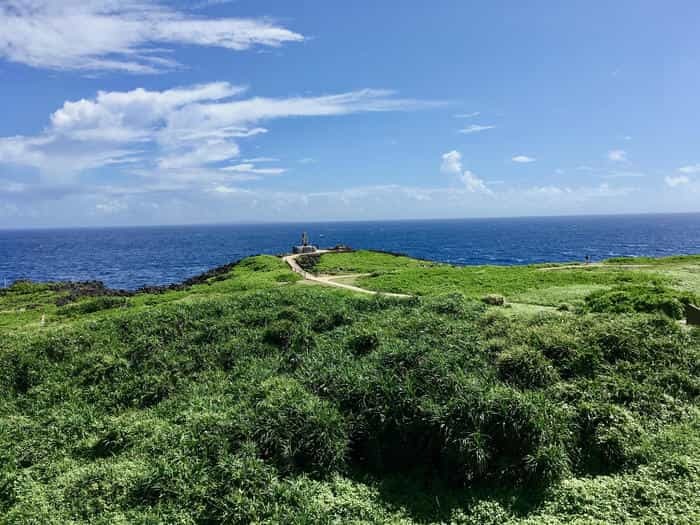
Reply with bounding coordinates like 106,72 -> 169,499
443,386 -> 572,485
263,319 -> 296,348
1,254 -> 699,523
249,377 -> 348,475
496,346 -> 559,388
58,295 -> 130,316
295,252 -> 321,272
427,292 -> 470,315
585,285 -> 697,319
576,402 -> 646,473
347,330 -> 380,355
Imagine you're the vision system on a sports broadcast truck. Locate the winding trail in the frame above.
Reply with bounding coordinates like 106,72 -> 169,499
283,251 -> 411,298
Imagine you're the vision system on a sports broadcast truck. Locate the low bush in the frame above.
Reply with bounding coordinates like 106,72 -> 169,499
249,377 -> 348,475
58,296 -> 129,316
263,319 -> 297,348
576,402 -> 646,473
427,292 -> 469,315
443,386 -> 571,485
496,346 -> 559,389
347,331 -> 380,355
584,285 -> 697,319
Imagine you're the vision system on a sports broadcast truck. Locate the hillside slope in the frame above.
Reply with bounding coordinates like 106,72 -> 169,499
1,253 -> 699,524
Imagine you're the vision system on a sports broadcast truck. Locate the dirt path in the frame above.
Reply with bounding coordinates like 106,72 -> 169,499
283,251 -> 411,298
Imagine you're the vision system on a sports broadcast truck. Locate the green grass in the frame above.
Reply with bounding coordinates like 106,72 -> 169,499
1,251 -> 699,523
316,251 -> 668,300
605,254 -> 700,265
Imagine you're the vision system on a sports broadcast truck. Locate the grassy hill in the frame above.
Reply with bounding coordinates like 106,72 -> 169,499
1,251 -> 699,524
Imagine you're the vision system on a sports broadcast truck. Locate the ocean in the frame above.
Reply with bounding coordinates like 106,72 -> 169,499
2,213 -> 699,290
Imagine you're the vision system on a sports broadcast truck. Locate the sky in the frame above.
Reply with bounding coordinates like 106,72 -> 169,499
0,0 -> 699,228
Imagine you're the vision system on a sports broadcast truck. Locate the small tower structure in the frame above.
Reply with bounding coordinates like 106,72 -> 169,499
293,232 -> 318,254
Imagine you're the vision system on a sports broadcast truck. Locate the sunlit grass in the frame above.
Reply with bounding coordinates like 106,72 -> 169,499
1,251 -> 698,523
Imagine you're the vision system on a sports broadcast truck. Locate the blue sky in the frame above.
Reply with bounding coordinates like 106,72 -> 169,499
1,0 -> 699,227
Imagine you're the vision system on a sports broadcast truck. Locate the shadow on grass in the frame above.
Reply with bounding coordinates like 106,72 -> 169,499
347,468 -> 549,523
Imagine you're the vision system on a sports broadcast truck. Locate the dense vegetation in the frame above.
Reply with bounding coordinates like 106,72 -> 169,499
1,252 -> 699,523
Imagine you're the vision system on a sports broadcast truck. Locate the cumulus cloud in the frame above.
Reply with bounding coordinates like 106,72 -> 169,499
0,83 -> 438,187
440,150 -> 463,176
440,150 -> 491,193
512,155 -> 535,163
665,175 -> 690,187
460,170 -> 490,193
608,149 -> 627,162
0,0 -> 304,73
459,124 -> 496,134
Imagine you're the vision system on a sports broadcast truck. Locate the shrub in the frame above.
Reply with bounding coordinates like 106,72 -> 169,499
496,346 -> 559,389
576,402 -> 645,473
347,331 -> 380,356
58,296 -> 129,316
263,319 -> 297,348
443,386 -> 571,485
312,309 -> 352,332
250,377 -> 348,475
427,292 -> 468,315
585,285 -> 695,319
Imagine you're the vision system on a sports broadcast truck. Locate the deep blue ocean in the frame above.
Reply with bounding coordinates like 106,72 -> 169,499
2,213 -> 700,290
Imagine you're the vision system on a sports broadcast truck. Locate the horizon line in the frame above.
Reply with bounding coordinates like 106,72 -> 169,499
2,210 -> 700,232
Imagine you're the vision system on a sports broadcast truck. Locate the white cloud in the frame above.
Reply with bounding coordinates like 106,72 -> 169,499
209,185 -> 251,195
512,155 -> 536,163
440,150 -> 463,176
440,150 -> 490,194
459,124 -> 495,134
0,83 -> 437,186
157,140 -> 240,170
461,170 -> 490,193
454,112 -> 480,118
95,199 -> 128,214
243,157 -> 279,163
0,0 -> 304,73
665,175 -> 690,187
608,149 -> 627,162
1,176 -> 653,227
221,163 -> 286,175
604,171 -> 646,179
522,182 -> 634,200
678,164 -> 700,174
